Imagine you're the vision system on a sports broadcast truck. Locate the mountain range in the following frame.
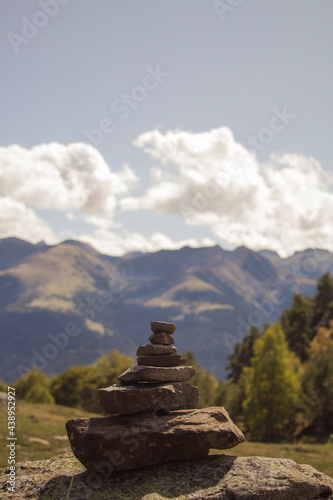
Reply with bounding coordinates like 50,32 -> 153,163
1,237 -> 333,382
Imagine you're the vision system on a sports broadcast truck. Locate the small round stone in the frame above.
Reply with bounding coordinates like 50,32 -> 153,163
137,344 -> 178,356
151,321 -> 176,335
149,332 -> 175,345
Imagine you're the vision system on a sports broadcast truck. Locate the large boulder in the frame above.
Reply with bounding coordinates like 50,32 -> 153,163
66,407 -> 245,472
1,452 -> 332,499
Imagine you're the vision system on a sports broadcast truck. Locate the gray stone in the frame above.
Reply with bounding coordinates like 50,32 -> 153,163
136,344 -> 177,356
149,332 -> 175,344
3,452 -> 333,500
98,382 -> 199,414
66,407 -> 245,473
118,365 -> 196,383
151,321 -> 176,334
137,354 -> 186,367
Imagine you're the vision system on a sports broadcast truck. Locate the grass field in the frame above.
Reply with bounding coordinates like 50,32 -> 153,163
211,440 -> 333,478
1,400 -> 332,479
0,399 -> 101,467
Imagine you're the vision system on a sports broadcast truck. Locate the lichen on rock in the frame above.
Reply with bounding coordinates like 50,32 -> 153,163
1,452 -> 333,500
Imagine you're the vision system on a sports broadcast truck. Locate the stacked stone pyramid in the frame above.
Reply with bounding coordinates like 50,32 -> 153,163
99,321 -> 199,415
66,321 -> 245,473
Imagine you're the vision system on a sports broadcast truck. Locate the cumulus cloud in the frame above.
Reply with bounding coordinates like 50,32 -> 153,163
77,228 -> 215,256
2,134 -> 332,257
121,127 -> 333,257
0,142 -> 137,215
0,196 -> 55,243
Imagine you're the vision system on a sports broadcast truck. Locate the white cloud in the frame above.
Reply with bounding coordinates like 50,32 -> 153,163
0,196 -> 55,243
77,228 -> 215,256
2,134 -> 332,258
121,127 -> 333,257
0,143 -> 137,215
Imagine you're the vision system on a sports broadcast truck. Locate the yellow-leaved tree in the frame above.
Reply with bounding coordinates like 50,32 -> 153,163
243,323 -> 300,441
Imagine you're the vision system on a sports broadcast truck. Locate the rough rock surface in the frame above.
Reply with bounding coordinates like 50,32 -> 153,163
99,382 -> 199,414
149,332 -> 175,344
137,354 -> 186,367
137,344 -> 177,356
151,321 -> 176,334
118,364 -> 196,383
1,453 -> 332,500
66,407 -> 245,472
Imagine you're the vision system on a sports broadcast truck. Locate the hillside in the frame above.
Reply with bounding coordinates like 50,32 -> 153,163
0,399 -> 102,468
1,237 -> 333,381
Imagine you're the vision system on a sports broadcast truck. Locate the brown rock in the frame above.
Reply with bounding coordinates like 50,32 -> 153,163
151,321 -> 176,334
118,365 -> 196,383
99,382 -> 199,414
137,354 -> 186,367
66,407 -> 245,473
7,452 -> 333,500
149,332 -> 175,345
137,344 -> 178,356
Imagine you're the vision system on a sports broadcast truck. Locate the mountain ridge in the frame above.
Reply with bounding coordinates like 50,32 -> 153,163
1,237 -> 332,382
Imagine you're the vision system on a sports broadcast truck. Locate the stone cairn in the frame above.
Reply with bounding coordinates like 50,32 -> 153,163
66,321 -> 245,474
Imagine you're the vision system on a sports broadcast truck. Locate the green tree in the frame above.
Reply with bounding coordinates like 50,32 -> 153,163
312,272 -> 333,330
50,365 -> 95,409
243,323 -> 300,441
324,301 -> 333,326
214,371 -> 247,425
50,349 -> 133,412
183,351 -> 218,408
280,293 -> 313,362
25,384 -> 55,404
95,349 -> 134,389
225,326 -> 260,382
301,325 -> 333,436
15,368 -> 54,404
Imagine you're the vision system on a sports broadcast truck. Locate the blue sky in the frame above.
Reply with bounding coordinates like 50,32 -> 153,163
0,0 -> 332,257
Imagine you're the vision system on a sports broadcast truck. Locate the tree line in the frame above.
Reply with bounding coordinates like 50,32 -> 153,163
1,272 -> 332,442
220,272 -> 333,441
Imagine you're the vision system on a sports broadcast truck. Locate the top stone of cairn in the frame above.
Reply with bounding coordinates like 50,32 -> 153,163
151,321 -> 176,335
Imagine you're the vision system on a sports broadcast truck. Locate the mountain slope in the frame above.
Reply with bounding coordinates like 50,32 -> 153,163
1,238 -> 332,382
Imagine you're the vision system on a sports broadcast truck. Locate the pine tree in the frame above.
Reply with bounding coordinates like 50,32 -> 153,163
302,325 -> 333,436
225,326 -> 260,382
243,323 -> 300,441
312,272 -> 333,330
280,293 -> 313,362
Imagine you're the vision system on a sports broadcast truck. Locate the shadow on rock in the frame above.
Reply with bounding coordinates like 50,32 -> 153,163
38,455 -> 237,500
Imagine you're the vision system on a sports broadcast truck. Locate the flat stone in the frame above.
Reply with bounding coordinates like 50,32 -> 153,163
151,321 -> 176,334
6,453 -> 333,500
149,332 -> 175,344
118,365 -> 196,383
66,407 -> 245,473
99,382 -> 199,414
137,354 -> 186,367
137,344 -> 178,356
